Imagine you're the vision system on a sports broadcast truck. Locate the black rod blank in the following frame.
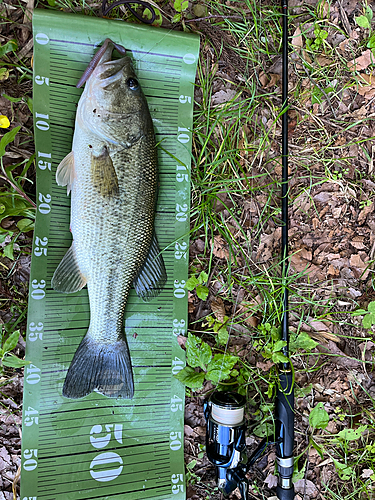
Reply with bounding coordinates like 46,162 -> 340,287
275,1 -> 295,498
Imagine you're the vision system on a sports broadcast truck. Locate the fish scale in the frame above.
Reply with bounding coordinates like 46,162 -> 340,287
74,136 -> 158,340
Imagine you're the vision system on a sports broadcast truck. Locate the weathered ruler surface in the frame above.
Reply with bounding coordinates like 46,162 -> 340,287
21,10 -> 199,500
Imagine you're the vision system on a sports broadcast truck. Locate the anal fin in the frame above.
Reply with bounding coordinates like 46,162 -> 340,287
133,232 -> 167,302
51,241 -> 87,293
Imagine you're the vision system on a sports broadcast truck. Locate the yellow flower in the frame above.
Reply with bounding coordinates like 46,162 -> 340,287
0,115 -> 10,128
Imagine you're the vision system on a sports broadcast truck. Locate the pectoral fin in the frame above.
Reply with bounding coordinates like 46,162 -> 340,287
56,151 -> 75,195
133,233 -> 167,301
51,242 -> 87,293
91,146 -> 119,197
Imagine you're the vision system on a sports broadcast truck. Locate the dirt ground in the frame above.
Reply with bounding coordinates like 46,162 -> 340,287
1,0 -> 375,499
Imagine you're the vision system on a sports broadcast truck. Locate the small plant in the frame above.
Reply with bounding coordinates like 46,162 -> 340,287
174,332 -> 238,389
1,328 -> 29,374
359,198 -> 372,209
0,126 -> 36,259
352,301 -> 375,328
355,3 -> 373,35
259,323 -> 288,363
172,0 -> 189,23
204,315 -> 230,345
306,25 -> 329,52
186,270 -> 209,300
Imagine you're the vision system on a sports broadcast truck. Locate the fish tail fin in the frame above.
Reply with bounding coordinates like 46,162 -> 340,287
62,333 -> 134,399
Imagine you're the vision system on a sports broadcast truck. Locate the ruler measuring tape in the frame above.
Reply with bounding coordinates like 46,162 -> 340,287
21,10 -> 199,500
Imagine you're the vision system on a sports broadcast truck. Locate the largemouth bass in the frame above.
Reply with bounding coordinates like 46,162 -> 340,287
52,40 -> 166,399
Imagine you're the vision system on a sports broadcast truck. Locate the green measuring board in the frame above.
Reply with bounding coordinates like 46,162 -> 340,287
21,10 -> 199,500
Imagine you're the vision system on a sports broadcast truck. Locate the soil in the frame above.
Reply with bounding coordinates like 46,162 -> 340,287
1,0 -> 375,499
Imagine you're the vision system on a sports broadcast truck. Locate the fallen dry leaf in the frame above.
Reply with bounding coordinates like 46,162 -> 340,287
309,320 -> 330,332
188,291 -> 195,313
351,236 -> 365,250
316,55 -> 332,66
291,253 -> 310,273
210,297 -> 226,322
256,232 -> 274,262
294,479 -> 318,497
292,26 -> 303,49
317,341 -> 362,369
355,73 -> 375,99
350,254 -> 369,280
177,335 -> 187,348
264,474 -> 278,489
213,235 -> 232,261
259,71 -> 280,88
348,49 -> 375,71
211,89 -> 237,106
358,202 -> 373,224
244,314 -> 258,328
361,469 -> 374,479
256,359 -> 274,371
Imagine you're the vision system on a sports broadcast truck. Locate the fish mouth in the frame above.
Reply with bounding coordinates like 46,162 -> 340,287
95,57 -> 133,89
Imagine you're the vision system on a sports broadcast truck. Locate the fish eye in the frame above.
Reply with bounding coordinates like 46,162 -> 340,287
126,78 -> 139,91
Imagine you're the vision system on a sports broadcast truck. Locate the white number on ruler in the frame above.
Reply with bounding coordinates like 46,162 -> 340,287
89,424 -> 123,482
31,280 -> 46,300
176,164 -> 188,183
22,497 -> 37,500
35,112 -> 49,131
37,151 -> 51,171
25,364 -> 41,385
173,319 -> 185,337
183,53 -> 196,65
38,193 -> 51,214
28,322 -> 43,341
174,241 -> 187,260
171,473 -> 184,494
171,395 -> 183,413
90,452 -> 123,482
24,407 -> 39,427
173,280 -> 186,298
177,127 -> 190,144
172,357 -> 184,375
34,236 -> 48,257
35,75 -> 49,86
176,203 -> 188,222
169,432 -> 182,451
179,95 -> 191,104
23,449 -> 38,471
90,424 -> 123,449
35,32 -> 49,45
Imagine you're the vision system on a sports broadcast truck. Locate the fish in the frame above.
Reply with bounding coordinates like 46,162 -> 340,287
51,40 -> 167,399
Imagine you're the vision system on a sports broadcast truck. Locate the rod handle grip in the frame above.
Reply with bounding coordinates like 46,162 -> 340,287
275,371 -> 294,457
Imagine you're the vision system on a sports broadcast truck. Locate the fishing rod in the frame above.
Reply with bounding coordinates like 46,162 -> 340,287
274,0 -> 295,497
204,1 -> 295,498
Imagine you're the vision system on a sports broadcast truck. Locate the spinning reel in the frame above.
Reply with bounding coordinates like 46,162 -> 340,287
204,390 -> 294,500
